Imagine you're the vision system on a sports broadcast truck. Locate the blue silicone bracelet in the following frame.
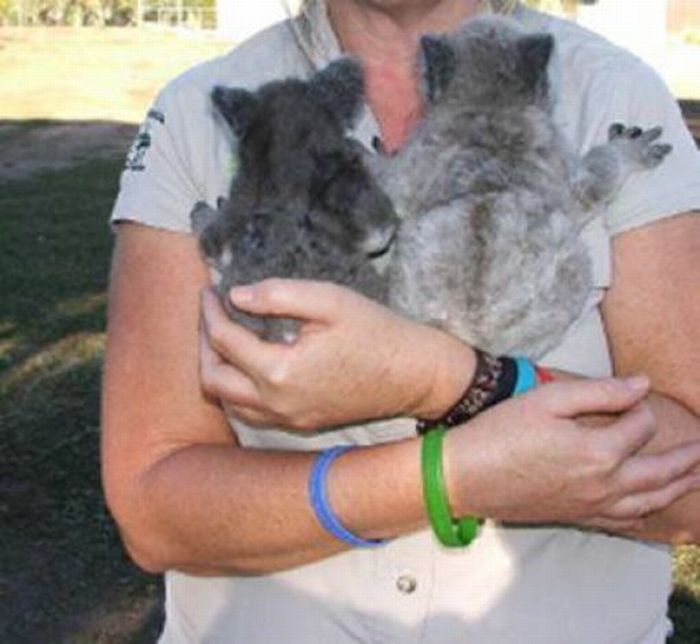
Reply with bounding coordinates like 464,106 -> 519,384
309,446 -> 388,548
513,356 -> 537,396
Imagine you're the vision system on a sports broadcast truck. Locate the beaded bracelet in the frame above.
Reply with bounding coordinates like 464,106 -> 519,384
421,426 -> 481,548
417,350 -> 552,434
309,446 -> 388,548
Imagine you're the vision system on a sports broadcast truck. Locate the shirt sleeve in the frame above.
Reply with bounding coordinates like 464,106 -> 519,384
110,80 -> 209,234
583,59 -> 700,235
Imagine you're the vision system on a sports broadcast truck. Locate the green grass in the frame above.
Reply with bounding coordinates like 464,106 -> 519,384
0,141 -> 698,641
0,157 -> 162,642
671,547 -> 700,643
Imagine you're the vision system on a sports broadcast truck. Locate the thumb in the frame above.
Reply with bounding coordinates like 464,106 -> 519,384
533,375 -> 650,418
229,278 -> 350,322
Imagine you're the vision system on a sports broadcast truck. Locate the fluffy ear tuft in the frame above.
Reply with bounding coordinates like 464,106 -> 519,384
308,57 -> 365,127
211,86 -> 258,137
518,33 -> 554,82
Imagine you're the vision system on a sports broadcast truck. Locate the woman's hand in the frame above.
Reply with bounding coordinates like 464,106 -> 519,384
445,377 -> 700,532
199,279 -> 476,431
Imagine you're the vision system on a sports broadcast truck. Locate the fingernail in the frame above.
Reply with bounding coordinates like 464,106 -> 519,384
230,286 -> 253,305
624,375 -> 650,392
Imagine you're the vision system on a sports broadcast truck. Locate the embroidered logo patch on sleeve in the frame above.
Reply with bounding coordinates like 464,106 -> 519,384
125,108 -> 166,171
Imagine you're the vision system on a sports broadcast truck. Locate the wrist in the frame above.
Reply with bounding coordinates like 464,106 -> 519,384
326,438 -> 426,541
421,426 -> 482,546
442,424 -> 486,518
417,352 -> 556,433
408,328 -> 477,420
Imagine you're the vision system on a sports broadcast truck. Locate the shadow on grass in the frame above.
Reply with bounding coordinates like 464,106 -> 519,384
0,152 -> 163,642
0,119 -> 137,183
669,588 -> 700,643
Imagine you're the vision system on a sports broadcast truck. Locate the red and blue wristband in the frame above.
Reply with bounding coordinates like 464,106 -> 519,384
417,350 -> 554,434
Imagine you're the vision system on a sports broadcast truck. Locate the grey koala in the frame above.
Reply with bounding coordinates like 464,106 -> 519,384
379,15 -> 672,358
191,58 -> 398,342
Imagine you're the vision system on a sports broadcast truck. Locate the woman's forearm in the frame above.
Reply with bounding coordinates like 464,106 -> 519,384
124,438 -> 425,575
117,382 -> 700,577
612,392 -> 700,544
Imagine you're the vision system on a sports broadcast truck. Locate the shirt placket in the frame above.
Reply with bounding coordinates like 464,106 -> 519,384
366,531 -> 436,644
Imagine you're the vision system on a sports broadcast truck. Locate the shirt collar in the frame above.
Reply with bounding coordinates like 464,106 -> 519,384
291,1 -> 538,150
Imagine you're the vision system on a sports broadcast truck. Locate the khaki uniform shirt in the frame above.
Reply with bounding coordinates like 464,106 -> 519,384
111,3 -> 700,642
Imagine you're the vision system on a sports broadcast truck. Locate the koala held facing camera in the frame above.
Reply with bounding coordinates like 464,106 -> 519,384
191,58 -> 398,343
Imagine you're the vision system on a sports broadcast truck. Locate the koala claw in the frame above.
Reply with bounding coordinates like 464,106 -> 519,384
608,123 -> 655,141
608,123 -> 672,169
640,126 -> 663,143
608,123 -> 625,139
190,201 -> 218,234
646,143 -> 673,166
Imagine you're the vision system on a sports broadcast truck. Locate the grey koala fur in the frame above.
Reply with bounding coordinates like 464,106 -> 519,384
378,15 -> 672,358
191,58 -> 398,342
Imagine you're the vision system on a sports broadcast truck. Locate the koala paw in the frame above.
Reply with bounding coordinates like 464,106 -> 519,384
190,201 -> 219,234
607,123 -> 673,168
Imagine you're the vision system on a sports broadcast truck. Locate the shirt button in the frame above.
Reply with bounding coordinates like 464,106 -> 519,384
396,574 -> 418,595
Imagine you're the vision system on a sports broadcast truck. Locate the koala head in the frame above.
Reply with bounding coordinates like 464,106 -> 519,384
212,58 -> 366,203
420,15 -> 554,111
210,57 -> 397,259
212,56 -> 365,139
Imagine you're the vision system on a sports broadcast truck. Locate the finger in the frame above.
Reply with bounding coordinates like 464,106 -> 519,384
617,440 -> 700,493
201,288 -> 282,377
580,516 -> 646,535
603,473 -> 700,521
223,401 -> 278,428
531,375 -> 650,418
199,328 -> 264,408
199,319 -> 224,366
229,278 -> 356,322
590,402 -> 656,461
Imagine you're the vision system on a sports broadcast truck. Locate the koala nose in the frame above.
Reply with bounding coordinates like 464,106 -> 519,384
363,221 -> 398,258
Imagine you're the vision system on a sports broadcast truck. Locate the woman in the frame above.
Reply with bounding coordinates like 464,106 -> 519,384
102,0 -> 700,641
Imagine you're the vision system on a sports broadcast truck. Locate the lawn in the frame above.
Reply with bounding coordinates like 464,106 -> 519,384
0,24 -> 699,643
0,26 -> 230,640
0,159 -> 162,640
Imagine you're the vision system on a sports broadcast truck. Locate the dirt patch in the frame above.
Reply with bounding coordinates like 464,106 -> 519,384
0,27 -> 233,124
0,120 -> 137,181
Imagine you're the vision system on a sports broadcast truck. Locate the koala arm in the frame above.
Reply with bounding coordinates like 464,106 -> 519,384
599,211 -> 700,543
571,124 -> 672,211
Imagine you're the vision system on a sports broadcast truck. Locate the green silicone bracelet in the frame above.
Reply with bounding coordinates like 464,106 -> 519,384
421,426 -> 481,548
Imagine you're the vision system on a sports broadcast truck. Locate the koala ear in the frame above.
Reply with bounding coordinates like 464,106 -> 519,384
518,33 -> 554,82
212,86 -> 258,138
420,34 -> 457,104
308,57 -> 365,127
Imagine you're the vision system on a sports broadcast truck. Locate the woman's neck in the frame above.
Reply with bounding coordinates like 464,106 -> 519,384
327,0 -> 481,150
